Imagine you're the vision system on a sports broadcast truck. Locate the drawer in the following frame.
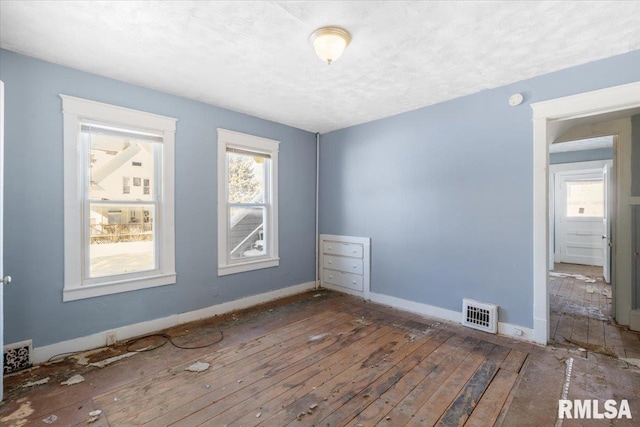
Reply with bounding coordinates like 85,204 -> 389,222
323,255 -> 363,275
323,241 -> 363,258
323,269 -> 363,292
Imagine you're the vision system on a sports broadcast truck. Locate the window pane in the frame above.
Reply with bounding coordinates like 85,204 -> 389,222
89,203 -> 155,277
229,206 -> 266,259
566,180 -> 604,217
89,133 -> 155,201
227,151 -> 267,203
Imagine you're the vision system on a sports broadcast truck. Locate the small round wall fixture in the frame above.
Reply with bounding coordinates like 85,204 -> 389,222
509,93 -> 524,106
311,26 -> 351,65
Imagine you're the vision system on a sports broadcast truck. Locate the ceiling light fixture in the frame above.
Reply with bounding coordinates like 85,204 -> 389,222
311,26 -> 351,65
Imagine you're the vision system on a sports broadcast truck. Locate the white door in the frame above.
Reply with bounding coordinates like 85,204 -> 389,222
554,171 -> 606,266
603,163 -> 611,283
0,80 -> 6,400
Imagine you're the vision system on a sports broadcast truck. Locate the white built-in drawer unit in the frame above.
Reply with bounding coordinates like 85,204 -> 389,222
319,234 -> 370,298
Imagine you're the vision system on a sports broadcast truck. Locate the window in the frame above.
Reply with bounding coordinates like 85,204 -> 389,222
62,95 -> 176,301
566,179 -> 604,217
217,128 -> 279,275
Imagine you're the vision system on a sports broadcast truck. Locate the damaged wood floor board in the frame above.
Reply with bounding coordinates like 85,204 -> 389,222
343,334 -> 476,427
210,326 -> 418,427
271,323 -> 444,427
498,349 -> 528,374
365,335 -> 485,427
620,330 -> 640,356
218,323 -> 423,427
497,346 -> 566,427
565,353 -> 640,427
162,325 -> 399,426
603,322 -> 627,358
10,289 -> 640,427
99,310 -> 369,425
1,292 -> 350,424
463,369 -> 519,427
400,340 -> 498,427
587,314 -> 605,349
432,344 -> 511,427
95,310 -> 352,422
314,330 -> 454,427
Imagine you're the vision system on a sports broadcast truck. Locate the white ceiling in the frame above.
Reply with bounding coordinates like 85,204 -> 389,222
1,1 -> 639,133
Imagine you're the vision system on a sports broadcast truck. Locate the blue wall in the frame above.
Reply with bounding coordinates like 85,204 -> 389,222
319,50 -> 640,328
549,147 -> 613,165
0,50 -> 317,347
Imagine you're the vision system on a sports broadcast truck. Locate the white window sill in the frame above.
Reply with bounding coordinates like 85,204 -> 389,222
218,258 -> 280,276
63,273 -> 176,302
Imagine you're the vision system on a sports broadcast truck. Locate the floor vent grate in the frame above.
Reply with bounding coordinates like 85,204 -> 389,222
3,340 -> 33,374
462,299 -> 498,334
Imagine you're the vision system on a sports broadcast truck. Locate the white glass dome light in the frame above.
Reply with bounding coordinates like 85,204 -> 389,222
311,27 -> 351,65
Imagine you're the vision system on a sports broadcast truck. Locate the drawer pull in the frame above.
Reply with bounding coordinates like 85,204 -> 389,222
329,275 -> 333,279
328,246 -> 333,250
353,281 -> 357,284
352,265 -> 357,269
328,261 -> 333,264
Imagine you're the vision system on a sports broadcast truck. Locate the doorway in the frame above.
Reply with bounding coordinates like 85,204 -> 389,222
531,82 -> 640,345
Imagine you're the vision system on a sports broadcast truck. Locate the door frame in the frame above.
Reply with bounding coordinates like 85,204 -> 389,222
531,81 -> 640,344
549,159 -> 612,267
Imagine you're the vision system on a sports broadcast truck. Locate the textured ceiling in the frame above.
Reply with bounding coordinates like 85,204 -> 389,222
1,1 -> 639,133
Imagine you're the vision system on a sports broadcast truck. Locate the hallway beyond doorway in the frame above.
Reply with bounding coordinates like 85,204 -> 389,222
549,263 -> 640,359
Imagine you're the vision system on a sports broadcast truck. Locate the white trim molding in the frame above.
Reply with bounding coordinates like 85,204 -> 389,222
531,81 -> 640,343
368,292 -> 535,342
61,95 -> 177,301
33,281 -> 316,363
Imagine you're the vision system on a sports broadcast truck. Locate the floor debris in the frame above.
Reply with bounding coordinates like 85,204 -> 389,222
0,401 -> 34,426
71,348 -> 109,365
355,318 -> 370,326
185,361 -> 210,372
42,414 -> 58,424
309,403 -> 318,410
61,374 -> 85,386
256,412 -> 261,418
313,293 -> 322,297
620,358 -> 640,369
87,409 -> 102,423
22,377 -> 50,388
87,352 -> 137,368
308,333 -> 330,342
564,338 -> 617,357
549,271 -> 596,283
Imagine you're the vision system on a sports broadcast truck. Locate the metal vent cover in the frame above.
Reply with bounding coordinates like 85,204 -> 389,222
462,299 -> 498,334
3,340 -> 33,374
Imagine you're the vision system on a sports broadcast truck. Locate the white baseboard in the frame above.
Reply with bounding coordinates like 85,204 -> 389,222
32,281 -> 316,363
368,291 -> 536,343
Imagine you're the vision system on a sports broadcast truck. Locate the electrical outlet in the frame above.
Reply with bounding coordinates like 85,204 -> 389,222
212,286 -> 219,297
514,328 -> 524,337
106,331 -> 117,346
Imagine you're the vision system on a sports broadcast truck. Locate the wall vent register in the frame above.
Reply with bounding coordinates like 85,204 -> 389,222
319,234 -> 370,299
462,298 -> 498,334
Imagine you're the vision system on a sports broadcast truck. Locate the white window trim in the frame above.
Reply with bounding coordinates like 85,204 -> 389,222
217,128 -> 279,276
61,95 -> 177,301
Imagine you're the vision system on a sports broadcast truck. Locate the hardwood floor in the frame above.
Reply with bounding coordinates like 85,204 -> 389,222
1,289 -> 639,426
549,262 -> 640,359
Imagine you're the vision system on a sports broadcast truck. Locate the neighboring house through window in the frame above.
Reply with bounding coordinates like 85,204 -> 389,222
62,95 -> 176,301
217,128 -> 279,275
